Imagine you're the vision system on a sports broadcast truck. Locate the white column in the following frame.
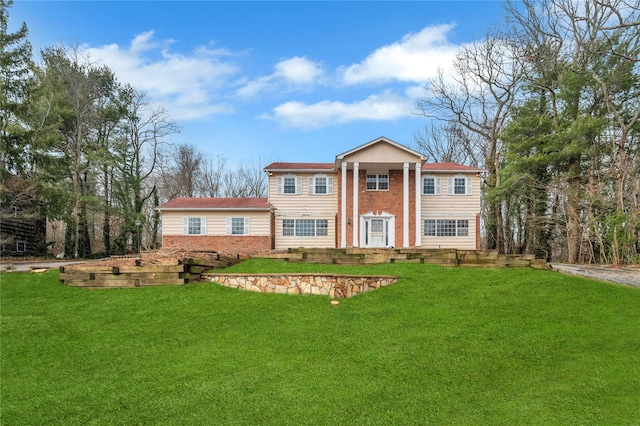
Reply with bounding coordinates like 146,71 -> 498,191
352,162 -> 359,247
415,162 -> 422,247
403,162 -> 409,247
341,161 -> 347,248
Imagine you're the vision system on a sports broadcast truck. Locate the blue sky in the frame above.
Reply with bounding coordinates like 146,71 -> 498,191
11,1 -> 506,167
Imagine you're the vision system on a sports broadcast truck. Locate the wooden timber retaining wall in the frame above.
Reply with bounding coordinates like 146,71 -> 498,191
256,248 -> 551,268
59,256 -> 238,289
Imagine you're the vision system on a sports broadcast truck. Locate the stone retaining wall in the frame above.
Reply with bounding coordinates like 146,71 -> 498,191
203,273 -> 397,298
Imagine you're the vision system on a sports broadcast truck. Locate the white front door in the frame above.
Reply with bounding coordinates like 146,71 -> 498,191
361,213 -> 394,248
369,219 -> 386,247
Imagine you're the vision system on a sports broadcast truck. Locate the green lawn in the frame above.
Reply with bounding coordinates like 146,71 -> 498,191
2,260 -> 639,425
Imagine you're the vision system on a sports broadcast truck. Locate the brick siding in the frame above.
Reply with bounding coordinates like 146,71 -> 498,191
338,168 -> 416,247
162,235 -> 271,256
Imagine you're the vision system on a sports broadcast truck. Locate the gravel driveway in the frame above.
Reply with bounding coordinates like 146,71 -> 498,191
551,264 -> 640,288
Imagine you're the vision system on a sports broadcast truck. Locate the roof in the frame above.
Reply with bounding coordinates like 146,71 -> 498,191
264,162 -> 335,172
335,136 -> 427,162
157,197 -> 271,210
422,162 -> 484,173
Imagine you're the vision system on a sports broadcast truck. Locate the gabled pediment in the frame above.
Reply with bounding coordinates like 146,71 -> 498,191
335,136 -> 427,167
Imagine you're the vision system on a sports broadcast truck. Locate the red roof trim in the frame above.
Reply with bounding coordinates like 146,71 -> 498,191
422,162 -> 484,172
264,162 -> 335,171
157,197 -> 271,210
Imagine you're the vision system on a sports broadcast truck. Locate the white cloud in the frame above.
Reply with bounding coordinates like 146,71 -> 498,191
341,24 -> 459,85
262,90 -> 413,130
237,56 -> 323,99
275,56 -> 322,85
81,31 -> 238,121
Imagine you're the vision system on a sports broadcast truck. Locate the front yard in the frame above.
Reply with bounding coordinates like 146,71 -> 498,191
1,261 -> 639,424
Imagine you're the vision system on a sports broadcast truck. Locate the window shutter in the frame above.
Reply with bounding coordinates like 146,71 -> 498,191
466,178 -> 473,195
183,217 -> 189,235
201,217 -> 207,235
308,177 -> 315,195
327,177 -> 334,194
244,217 -> 250,235
295,176 -> 302,194
277,176 -> 283,194
447,177 -> 454,195
226,217 -> 232,235
435,177 -> 442,195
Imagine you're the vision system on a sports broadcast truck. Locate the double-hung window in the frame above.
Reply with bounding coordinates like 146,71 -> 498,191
447,175 -> 473,195
183,217 -> 206,235
282,219 -> 328,237
277,175 -> 302,195
422,176 -> 441,195
309,175 -> 334,195
424,219 -> 469,237
366,174 -> 389,190
226,217 -> 250,235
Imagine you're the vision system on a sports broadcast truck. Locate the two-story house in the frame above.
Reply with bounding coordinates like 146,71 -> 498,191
157,137 -> 483,254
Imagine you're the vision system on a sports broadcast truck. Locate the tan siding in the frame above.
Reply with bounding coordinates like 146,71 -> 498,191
419,216 -> 477,250
274,216 -> 336,250
343,143 -> 422,164
419,172 -> 480,250
161,210 -> 271,236
421,173 -> 481,214
268,172 -> 338,215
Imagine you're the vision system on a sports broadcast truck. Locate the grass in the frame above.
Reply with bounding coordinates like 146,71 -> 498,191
1,260 -> 639,425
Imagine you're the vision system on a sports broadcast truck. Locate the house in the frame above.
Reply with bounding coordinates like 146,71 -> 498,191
157,137 -> 483,255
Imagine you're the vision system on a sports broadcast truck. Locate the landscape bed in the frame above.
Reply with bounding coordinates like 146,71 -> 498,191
2,259 -> 639,424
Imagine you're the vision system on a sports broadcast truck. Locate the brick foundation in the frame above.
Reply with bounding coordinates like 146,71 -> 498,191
162,235 -> 271,256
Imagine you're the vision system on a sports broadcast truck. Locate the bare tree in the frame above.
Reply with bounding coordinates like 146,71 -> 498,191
415,29 -> 524,251
158,143 -> 203,199
414,122 -> 484,165
199,154 -> 226,197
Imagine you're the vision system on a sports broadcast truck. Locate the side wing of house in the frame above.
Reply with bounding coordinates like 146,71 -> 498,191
158,198 -> 272,255
265,164 -> 338,250
420,165 -> 482,249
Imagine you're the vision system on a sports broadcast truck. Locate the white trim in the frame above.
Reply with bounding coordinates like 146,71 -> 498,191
415,162 -> 422,247
359,211 -> 396,248
403,162 -> 409,247
352,162 -> 359,247
341,161 -> 347,248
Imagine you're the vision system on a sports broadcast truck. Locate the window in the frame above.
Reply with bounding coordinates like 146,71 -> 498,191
226,217 -> 250,235
422,176 -> 441,195
283,177 -> 296,194
277,175 -> 302,195
424,220 -> 469,237
283,219 -> 295,236
366,174 -> 388,190
447,175 -> 472,195
296,219 -> 315,236
309,175 -> 334,195
183,217 -> 206,235
282,219 -> 328,237
16,241 -> 26,253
